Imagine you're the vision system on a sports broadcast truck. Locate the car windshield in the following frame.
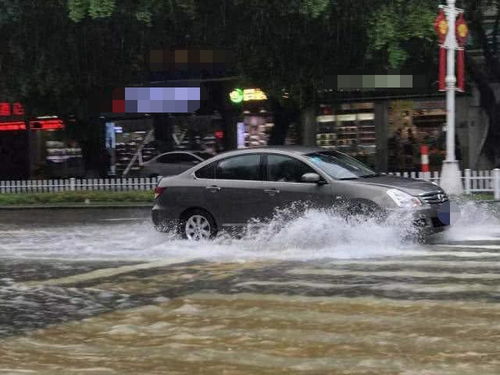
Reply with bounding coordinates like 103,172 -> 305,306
306,151 -> 377,180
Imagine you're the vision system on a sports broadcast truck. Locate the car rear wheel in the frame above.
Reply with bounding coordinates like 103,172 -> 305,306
180,209 -> 217,240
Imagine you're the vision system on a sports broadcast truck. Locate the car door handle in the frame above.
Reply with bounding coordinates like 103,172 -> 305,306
205,185 -> 221,192
264,188 -> 280,196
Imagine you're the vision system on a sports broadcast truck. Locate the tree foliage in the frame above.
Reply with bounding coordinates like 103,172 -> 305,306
368,0 -> 436,68
1,0 -> 499,164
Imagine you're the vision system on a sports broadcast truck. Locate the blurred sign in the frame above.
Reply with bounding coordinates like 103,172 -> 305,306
0,102 -> 24,116
0,121 -> 26,131
230,89 -> 244,104
29,119 -> 64,130
237,122 -> 245,148
112,87 -> 201,113
148,48 -> 235,81
229,88 -> 267,104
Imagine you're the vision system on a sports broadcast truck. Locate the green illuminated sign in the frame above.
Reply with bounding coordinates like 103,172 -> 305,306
229,88 -> 244,104
229,88 -> 267,104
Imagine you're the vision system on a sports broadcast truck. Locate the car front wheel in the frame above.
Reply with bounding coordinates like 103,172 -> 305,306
180,209 -> 217,240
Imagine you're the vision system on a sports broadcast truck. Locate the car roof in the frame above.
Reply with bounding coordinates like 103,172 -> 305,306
214,146 -> 326,158
157,151 -> 196,155
254,145 -> 325,154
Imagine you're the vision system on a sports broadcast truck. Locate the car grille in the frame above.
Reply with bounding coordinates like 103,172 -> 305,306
419,191 -> 449,204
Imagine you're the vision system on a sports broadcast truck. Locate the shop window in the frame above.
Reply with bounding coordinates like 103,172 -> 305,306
315,102 -> 376,168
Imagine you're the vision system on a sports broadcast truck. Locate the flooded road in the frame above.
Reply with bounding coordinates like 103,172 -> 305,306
0,203 -> 500,374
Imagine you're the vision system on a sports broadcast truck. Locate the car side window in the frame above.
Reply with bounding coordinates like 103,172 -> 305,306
156,154 -> 176,163
156,153 -> 196,164
267,154 -> 317,183
176,154 -> 199,164
195,162 -> 216,179
216,154 -> 262,181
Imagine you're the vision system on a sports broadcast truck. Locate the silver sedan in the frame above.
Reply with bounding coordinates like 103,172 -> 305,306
152,146 -> 450,240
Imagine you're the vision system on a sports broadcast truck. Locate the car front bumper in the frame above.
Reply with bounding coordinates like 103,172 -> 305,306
410,200 -> 451,234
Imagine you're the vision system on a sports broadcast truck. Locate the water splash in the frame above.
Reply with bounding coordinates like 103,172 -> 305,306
440,200 -> 500,242
0,207 -> 422,262
0,201 -> 497,263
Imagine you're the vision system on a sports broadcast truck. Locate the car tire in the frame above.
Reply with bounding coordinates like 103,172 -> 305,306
179,209 -> 217,241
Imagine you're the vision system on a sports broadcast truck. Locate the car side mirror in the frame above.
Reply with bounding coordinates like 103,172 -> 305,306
301,173 -> 325,184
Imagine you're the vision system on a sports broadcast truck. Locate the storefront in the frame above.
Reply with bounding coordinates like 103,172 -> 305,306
36,117 -> 84,178
316,102 -> 377,167
315,98 -> 448,172
0,102 -> 83,179
104,116 -> 154,176
103,113 -> 224,176
230,88 -> 271,148
387,100 -> 447,172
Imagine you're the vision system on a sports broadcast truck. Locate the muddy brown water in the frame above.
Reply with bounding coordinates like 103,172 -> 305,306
0,204 -> 499,374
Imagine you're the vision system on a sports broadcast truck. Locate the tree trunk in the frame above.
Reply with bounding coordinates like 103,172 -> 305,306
467,55 -> 500,167
268,98 -> 299,145
300,106 -> 317,147
465,1 -> 500,167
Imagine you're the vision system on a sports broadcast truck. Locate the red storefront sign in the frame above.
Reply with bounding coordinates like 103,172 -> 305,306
0,102 -> 25,116
29,119 -> 64,130
0,121 -> 26,131
0,102 -> 64,131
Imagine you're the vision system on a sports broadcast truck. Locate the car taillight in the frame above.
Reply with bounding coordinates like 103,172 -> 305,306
154,187 -> 166,199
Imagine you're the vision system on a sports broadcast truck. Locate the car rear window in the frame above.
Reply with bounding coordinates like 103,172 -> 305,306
195,162 -> 216,179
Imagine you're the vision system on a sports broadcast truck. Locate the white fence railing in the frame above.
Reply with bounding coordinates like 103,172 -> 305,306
0,169 -> 499,199
0,177 -> 160,194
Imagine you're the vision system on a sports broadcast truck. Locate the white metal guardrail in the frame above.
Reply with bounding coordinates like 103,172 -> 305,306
388,168 -> 500,199
0,177 -> 160,194
0,169 -> 499,199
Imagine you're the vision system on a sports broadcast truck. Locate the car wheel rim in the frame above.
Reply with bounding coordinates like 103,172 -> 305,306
185,215 -> 211,240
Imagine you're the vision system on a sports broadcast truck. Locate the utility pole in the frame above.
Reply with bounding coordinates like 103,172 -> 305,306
439,0 -> 464,195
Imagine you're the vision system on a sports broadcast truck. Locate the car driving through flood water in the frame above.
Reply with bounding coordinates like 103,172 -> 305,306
152,146 -> 450,240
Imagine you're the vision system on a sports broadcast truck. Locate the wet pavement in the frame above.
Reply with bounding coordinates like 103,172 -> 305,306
1,204 -> 500,374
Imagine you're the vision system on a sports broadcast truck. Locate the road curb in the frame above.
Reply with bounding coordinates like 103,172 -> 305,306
0,203 -> 153,210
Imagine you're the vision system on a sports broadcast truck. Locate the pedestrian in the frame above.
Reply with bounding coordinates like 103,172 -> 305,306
403,129 -> 416,171
388,129 -> 403,170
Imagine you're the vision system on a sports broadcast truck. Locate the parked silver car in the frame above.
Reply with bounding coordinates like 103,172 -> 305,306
152,146 -> 450,240
141,151 -> 213,178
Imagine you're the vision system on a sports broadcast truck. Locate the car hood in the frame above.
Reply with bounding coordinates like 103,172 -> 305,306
356,175 -> 443,195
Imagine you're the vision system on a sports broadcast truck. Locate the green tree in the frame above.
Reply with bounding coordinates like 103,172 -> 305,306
463,0 -> 500,167
0,0 -> 157,173
6,0 -> 497,170
64,0 -> 390,144
368,0 -> 500,167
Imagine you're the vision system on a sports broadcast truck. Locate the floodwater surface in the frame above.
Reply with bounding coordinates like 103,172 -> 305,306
0,202 -> 499,374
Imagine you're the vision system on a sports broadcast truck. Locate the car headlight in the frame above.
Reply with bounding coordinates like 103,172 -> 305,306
386,189 -> 422,208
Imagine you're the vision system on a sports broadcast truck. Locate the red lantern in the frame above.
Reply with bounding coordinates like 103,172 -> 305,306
434,10 -> 448,91
434,10 -> 448,92
456,14 -> 469,92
